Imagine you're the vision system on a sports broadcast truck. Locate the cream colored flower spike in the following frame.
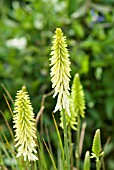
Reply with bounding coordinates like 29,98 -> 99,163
13,86 -> 38,161
50,28 -> 71,115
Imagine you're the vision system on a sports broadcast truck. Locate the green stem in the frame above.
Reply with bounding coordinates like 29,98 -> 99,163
96,159 -> 100,170
62,110 -> 70,170
68,126 -> 73,169
76,114 -> 80,170
31,161 -> 37,170
101,157 -> 105,170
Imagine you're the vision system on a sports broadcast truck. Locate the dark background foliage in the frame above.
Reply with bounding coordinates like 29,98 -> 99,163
0,0 -> 114,169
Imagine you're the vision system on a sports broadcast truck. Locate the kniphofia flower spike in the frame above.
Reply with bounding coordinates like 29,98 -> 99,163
13,86 -> 38,161
50,28 -> 71,115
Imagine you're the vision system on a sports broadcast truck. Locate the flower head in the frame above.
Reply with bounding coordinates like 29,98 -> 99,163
50,28 -> 71,114
91,129 -> 104,166
84,151 -> 90,170
71,73 -> 86,118
13,86 -> 38,161
92,129 -> 101,157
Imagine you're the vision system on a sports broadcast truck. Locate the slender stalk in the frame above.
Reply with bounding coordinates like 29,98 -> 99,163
101,156 -> 105,170
31,161 -> 37,170
68,126 -> 73,169
96,159 -> 100,170
26,160 -> 31,170
62,110 -> 70,170
79,122 -> 87,157
76,114 -> 80,170
43,139 -> 57,170
52,113 -> 65,169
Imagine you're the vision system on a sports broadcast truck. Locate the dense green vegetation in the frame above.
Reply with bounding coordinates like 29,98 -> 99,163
0,0 -> 114,169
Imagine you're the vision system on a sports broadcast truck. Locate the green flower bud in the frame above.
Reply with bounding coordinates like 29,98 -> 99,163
71,73 -> 86,118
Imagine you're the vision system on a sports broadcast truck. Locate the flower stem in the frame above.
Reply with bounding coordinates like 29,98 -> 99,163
62,110 -> 70,170
76,114 -> 80,170
68,126 -> 73,169
96,159 -> 100,170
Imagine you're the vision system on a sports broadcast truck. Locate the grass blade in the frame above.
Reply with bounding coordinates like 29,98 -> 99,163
1,83 -> 14,105
43,139 -> 57,170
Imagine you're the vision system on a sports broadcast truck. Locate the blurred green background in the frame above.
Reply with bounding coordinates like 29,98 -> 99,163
0,0 -> 114,169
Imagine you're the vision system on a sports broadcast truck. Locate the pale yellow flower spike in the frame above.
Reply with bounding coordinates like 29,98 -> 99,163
13,86 -> 38,161
50,28 -> 71,115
